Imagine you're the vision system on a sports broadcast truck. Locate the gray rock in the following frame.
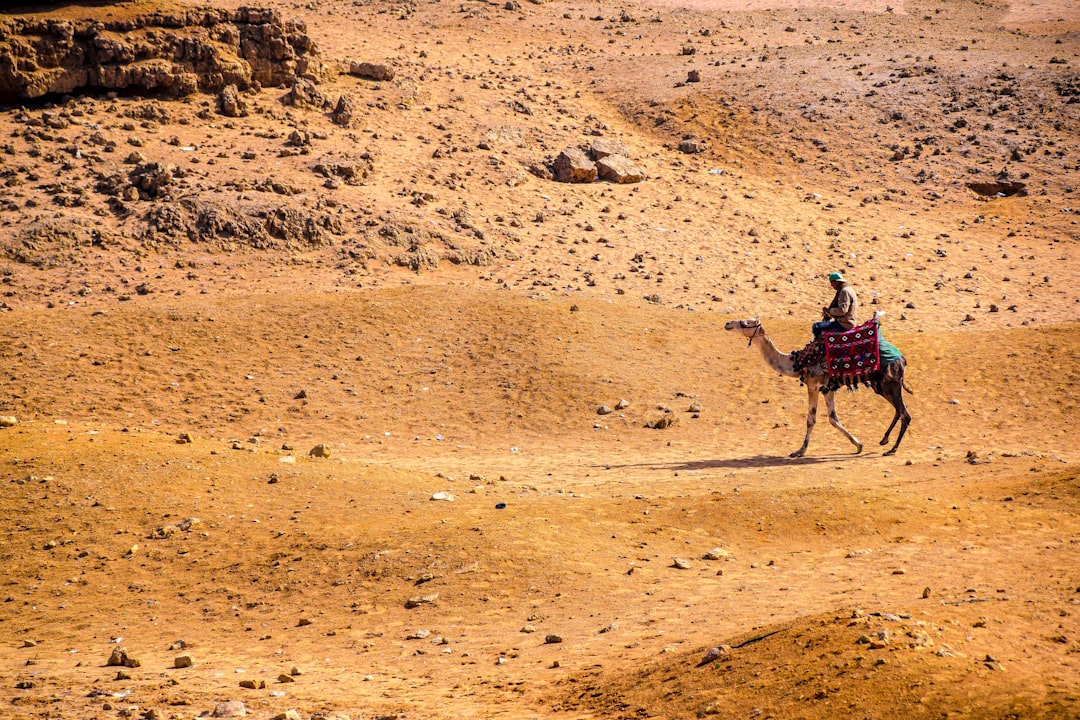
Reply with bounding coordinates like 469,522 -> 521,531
701,645 -> 729,663
672,557 -> 692,569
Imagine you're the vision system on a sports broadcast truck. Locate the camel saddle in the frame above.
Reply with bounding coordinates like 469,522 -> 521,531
792,317 -> 900,390
823,317 -> 882,381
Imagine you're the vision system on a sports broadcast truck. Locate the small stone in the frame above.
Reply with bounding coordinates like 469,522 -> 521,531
309,444 -> 331,458
350,61 -> 396,81
272,711 -> 302,720
407,629 -> 431,640
672,557 -> 692,569
701,646 -> 730,664
615,399 -> 630,410
679,138 -> 707,154
405,593 -> 439,609
297,617 -> 313,627
597,405 -> 613,415
431,491 -> 456,502
544,634 -> 563,644
0,416 -> 19,428
703,548 -> 728,561
277,673 -> 296,683
115,670 -> 132,680
21,640 -> 36,648
174,654 -> 194,668
177,432 -> 194,444
107,647 -> 139,668
212,700 -> 247,718
239,679 -> 265,689
521,624 -> 536,633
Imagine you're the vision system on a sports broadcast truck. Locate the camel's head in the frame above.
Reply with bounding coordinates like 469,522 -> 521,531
723,318 -> 762,338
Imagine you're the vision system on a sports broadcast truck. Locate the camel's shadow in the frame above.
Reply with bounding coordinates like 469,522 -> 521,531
598,453 -> 870,472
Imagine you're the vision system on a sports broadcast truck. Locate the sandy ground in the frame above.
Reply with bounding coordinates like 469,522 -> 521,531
0,0 -> 1079,718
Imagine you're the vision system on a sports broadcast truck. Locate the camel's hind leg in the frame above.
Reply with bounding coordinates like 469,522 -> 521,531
880,382 -> 911,456
877,361 -> 912,456
823,389 -> 863,454
791,382 -> 820,458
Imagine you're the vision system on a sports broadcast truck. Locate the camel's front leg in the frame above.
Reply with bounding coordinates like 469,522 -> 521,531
823,391 -> 863,454
791,384 -> 820,458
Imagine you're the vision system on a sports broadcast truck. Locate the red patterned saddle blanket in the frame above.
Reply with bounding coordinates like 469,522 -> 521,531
823,318 -> 881,380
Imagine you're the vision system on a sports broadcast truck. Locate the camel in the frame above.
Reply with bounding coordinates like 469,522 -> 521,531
724,318 -> 911,457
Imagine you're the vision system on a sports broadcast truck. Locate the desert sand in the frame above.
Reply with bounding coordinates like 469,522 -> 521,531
0,0 -> 1078,718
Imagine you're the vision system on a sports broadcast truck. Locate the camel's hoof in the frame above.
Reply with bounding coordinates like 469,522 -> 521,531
854,443 -> 864,455
879,438 -> 890,446
790,450 -> 805,459
883,449 -> 897,457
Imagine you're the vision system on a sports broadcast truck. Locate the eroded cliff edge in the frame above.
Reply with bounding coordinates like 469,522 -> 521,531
0,7 -> 326,103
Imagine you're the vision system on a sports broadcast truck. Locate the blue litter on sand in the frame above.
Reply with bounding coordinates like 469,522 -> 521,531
495,503 -> 506,509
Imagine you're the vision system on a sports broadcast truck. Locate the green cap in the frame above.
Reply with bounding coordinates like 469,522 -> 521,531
828,271 -> 844,282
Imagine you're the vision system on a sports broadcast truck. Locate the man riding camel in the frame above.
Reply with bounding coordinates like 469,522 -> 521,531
813,271 -> 858,339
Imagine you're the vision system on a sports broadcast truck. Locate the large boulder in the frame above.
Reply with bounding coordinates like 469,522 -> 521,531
553,148 -> 597,183
597,154 -> 646,184
589,138 -> 629,160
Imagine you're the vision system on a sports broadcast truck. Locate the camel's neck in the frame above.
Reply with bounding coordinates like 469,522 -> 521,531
750,332 -> 797,377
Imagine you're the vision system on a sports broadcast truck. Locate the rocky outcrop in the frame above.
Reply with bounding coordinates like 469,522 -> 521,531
539,141 -> 646,185
142,198 -> 343,250
0,7 -> 327,103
